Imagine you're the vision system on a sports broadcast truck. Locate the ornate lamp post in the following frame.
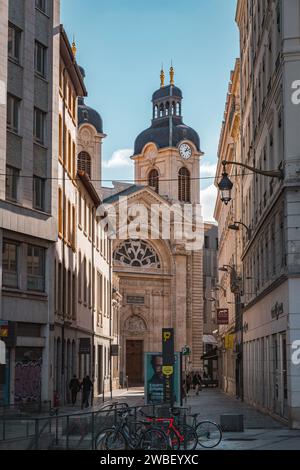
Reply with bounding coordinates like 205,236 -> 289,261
218,160 -> 283,205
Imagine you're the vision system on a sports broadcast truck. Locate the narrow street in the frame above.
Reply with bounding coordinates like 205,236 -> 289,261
82,387 -> 300,450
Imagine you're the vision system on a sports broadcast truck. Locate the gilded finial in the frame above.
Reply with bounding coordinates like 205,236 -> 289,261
71,35 -> 77,58
160,64 -> 165,88
170,63 -> 174,85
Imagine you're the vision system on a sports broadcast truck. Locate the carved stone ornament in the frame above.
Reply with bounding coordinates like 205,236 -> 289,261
124,315 -> 147,335
145,146 -> 157,162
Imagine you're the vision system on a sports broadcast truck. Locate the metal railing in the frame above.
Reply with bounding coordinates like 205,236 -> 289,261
0,402 -> 189,450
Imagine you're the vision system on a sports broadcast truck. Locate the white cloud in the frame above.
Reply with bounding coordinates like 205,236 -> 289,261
200,184 -> 218,222
103,149 -> 134,168
200,162 -> 217,178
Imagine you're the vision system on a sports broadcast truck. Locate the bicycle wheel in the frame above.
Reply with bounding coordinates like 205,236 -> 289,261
196,420 -> 222,448
177,424 -> 198,450
102,428 -> 127,450
167,429 -> 181,450
140,428 -> 170,451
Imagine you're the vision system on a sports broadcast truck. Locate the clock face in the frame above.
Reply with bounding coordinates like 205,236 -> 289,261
179,143 -> 192,160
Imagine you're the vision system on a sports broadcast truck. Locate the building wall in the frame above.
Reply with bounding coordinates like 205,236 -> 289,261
0,0 -> 60,405
235,0 -> 300,428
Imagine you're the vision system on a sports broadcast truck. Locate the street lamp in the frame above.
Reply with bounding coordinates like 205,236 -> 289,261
228,221 -> 252,240
217,163 -> 233,205
218,160 -> 283,205
218,265 -> 233,273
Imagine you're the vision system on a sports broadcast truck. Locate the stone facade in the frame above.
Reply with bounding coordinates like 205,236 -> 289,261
103,75 -> 204,386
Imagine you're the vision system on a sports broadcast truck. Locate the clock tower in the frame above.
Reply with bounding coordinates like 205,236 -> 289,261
132,67 -> 203,204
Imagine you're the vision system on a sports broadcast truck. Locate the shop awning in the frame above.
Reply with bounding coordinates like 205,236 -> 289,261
0,340 -> 5,365
203,334 -> 218,345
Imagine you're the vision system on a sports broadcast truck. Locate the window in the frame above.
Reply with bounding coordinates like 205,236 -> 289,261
59,115 -> 62,160
148,169 -> 159,193
72,273 -> 76,320
58,188 -> 62,235
35,41 -> 47,78
72,205 -> 76,249
68,200 -> 71,243
72,141 -> 76,179
2,241 -> 18,288
77,152 -> 91,178
204,236 -> 209,249
178,167 -> 191,202
33,176 -> 45,211
83,257 -> 87,304
34,108 -> 46,144
7,94 -> 20,133
78,192 -> 82,227
8,23 -> 21,62
27,245 -> 45,292
68,132 -> 71,174
6,166 -> 19,202
78,251 -> 82,302
35,0 -> 46,12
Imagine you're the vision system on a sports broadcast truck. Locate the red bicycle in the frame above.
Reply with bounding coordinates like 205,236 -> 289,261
139,408 -> 198,450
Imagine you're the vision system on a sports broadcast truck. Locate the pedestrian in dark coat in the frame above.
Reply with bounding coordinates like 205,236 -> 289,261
69,375 -> 81,405
81,375 -> 93,409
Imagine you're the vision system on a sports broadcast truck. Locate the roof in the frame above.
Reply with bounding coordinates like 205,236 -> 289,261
59,26 -> 87,98
152,84 -> 182,101
134,119 -> 200,155
103,185 -> 146,204
77,171 -> 101,207
78,103 -> 103,133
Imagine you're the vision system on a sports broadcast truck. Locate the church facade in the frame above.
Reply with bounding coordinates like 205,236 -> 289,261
102,68 -> 205,386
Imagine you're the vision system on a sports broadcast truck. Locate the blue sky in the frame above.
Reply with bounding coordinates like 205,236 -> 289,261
61,0 -> 239,220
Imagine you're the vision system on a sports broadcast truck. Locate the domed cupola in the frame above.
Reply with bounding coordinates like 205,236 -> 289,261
78,66 -> 103,134
134,66 -> 200,155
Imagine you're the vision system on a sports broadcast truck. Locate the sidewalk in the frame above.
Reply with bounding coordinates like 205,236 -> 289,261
186,388 -> 300,450
57,386 -> 143,415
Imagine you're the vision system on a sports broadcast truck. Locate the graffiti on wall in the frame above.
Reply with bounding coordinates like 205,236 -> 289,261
15,361 -> 42,403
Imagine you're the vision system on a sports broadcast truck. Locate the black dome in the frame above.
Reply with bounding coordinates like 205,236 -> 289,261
78,103 -> 103,134
134,119 -> 200,155
152,85 -> 182,101
78,64 -> 103,134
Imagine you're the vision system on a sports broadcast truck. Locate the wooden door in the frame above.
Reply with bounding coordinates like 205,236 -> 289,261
126,340 -> 143,386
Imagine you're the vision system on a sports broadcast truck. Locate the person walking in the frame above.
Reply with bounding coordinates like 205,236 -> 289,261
69,375 -> 81,405
193,372 -> 202,395
81,375 -> 93,409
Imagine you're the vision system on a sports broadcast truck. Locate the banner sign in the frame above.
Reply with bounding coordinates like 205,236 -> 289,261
217,309 -> 229,325
144,352 -> 181,406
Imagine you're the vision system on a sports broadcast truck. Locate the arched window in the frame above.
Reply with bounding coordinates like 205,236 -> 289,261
159,103 -> 164,117
165,102 -> 170,116
148,169 -> 159,193
154,105 -> 158,119
77,151 -> 91,178
114,240 -> 161,268
178,167 -> 191,202
172,101 -> 176,115
176,102 -> 180,115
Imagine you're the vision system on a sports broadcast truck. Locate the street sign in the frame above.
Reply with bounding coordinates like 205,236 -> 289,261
182,345 -> 191,356
162,328 -> 174,405
217,308 -> 229,325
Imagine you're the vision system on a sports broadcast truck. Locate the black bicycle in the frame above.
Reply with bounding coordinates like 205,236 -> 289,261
95,409 -> 170,451
190,413 -> 223,448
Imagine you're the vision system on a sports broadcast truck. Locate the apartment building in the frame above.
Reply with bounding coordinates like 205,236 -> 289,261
0,0 -> 60,405
230,0 -> 300,428
215,59 -> 243,397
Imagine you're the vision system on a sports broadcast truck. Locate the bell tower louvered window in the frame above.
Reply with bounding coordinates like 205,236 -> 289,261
77,151 -> 91,178
148,169 -> 159,193
178,167 -> 190,202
